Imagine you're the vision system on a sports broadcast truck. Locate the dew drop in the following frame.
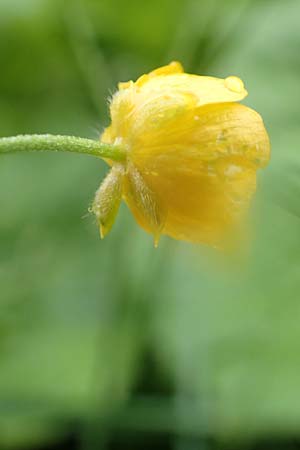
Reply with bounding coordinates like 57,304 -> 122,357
225,76 -> 244,94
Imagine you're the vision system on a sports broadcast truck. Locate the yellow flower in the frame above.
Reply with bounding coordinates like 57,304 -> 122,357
93,61 -> 270,247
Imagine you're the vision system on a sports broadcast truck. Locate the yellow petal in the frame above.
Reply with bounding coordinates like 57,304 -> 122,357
148,61 -> 184,77
138,157 -> 257,245
118,62 -> 183,90
92,166 -> 124,238
107,64 -> 247,145
190,102 -> 270,167
132,102 -> 270,170
135,61 -> 184,87
137,72 -> 248,107
130,102 -> 270,245
129,91 -> 197,146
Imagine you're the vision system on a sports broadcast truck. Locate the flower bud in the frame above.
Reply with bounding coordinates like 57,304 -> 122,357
94,62 -> 270,246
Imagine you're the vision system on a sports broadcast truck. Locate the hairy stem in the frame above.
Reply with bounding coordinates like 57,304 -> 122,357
0,134 -> 126,161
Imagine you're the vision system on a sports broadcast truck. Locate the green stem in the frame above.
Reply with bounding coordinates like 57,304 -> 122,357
0,134 -> 126,161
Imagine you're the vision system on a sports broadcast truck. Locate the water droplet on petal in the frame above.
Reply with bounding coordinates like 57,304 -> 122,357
225,76 -> 245,93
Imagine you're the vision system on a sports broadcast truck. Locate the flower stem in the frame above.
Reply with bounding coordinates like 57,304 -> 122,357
0,134 -> 126,161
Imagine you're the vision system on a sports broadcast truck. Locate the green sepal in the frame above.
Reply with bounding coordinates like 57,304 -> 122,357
125,163 -> 166,247
92,166 -> 124,238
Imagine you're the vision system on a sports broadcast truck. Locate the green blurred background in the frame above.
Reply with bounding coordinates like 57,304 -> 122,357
1,0 -> 300,448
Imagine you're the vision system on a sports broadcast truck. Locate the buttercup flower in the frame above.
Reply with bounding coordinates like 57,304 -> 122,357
93,61 -> 270,247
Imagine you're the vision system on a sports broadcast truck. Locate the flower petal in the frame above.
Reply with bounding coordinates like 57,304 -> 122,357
108,65 -> 247,145
129,90 -> 197,145
135,61 -> 184,87
130,102 -> 270,245
132,102 -> 270,169
191,102 -> 270,167
138,72 -> 248,107
118,62 -> 184,90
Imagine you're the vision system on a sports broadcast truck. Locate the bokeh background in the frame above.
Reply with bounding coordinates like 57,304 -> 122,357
1,0 -> 300,449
